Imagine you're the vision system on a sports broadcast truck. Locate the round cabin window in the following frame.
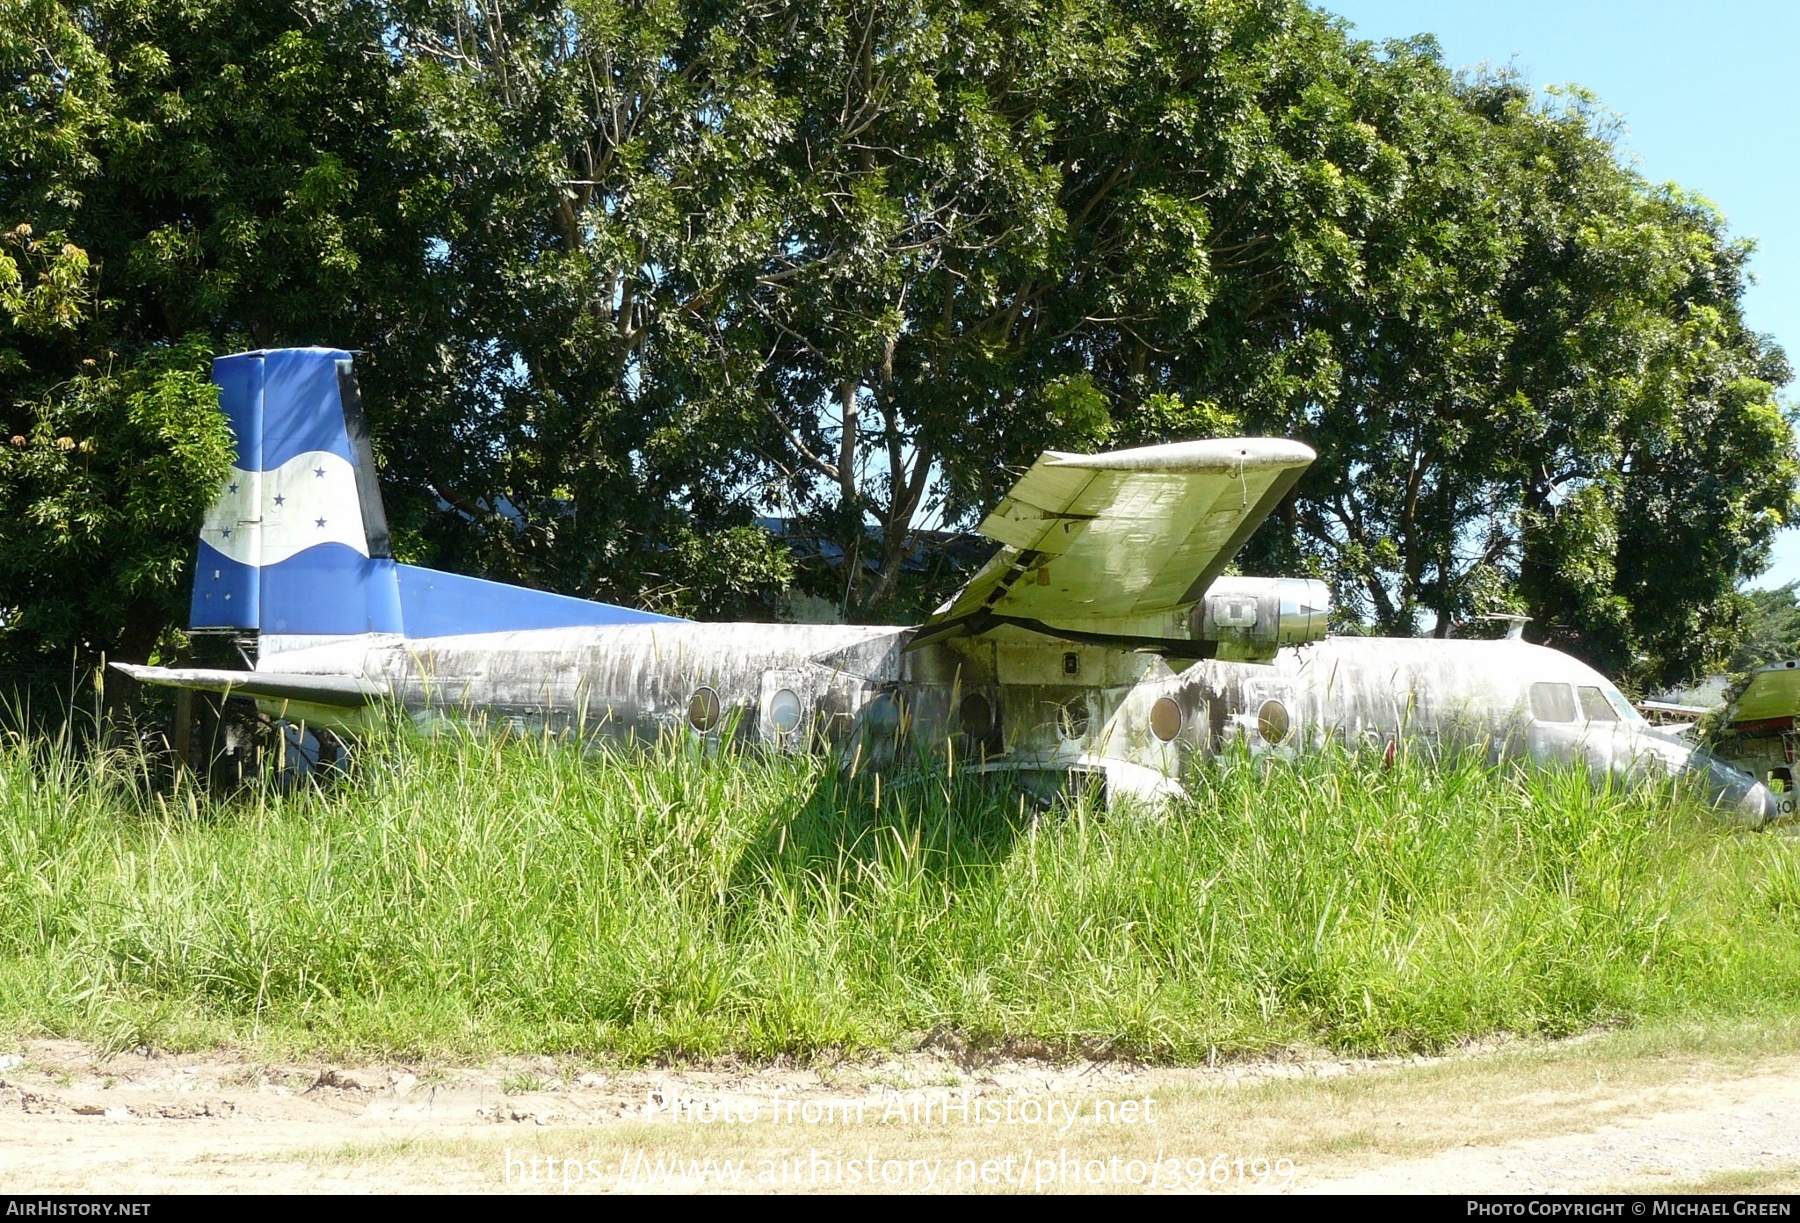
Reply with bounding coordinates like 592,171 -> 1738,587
959,693 -> 992,740
1150,696 -> 1182,742
687,686 -> 722,732
1258,699 -> 1291,745
768,688 -> 803,733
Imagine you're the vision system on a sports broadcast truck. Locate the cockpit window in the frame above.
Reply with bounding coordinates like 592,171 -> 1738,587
1604,684 -> 1643,722
1529,682 -> 1578,723
1578,686 -> 1619,722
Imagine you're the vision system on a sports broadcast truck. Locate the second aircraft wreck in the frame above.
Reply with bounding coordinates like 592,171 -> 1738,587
117,348 -> 1779,822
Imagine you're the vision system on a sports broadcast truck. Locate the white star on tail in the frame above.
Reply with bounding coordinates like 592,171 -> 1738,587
199,450 -> 369,566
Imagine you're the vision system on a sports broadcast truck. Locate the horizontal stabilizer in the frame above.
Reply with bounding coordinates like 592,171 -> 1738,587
111,663 -> 385,708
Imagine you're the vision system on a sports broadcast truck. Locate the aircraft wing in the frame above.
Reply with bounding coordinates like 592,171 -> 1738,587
110,663 -> 385,708
1724,660 -> 1800,729
921,438 -> 1315,645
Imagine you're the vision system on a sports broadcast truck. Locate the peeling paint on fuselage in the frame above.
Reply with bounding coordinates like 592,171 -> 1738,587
252,625 -> 1773,818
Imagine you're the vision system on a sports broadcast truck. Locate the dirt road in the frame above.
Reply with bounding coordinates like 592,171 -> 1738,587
2,1026 -> 1797,1193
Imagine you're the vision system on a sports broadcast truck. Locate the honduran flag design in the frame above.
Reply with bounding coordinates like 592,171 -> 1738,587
190,347 -> 679,638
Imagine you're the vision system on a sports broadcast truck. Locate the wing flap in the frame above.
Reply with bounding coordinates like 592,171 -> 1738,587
978,464 -> 1102,551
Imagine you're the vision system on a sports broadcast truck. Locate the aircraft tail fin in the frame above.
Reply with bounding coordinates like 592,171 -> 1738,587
191,347 -> 399,635
190,348 -> 678,639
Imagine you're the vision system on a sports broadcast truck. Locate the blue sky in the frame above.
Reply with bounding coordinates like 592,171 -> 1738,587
1320,1 -> 1800,589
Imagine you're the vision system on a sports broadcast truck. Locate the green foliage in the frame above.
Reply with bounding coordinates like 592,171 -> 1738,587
1036,374 -> 1114,450
640,524 -> 798,622
1128,394 -> 1242,445
81,0 -> 426,344
0,0 -> 1789,688
3,728 -> 1800,1059
0,226 -> 92,342
0,337 -> 228,667
381,1 -> 1794,669
1728,583 -> 1800,674
0,0 -> 428,685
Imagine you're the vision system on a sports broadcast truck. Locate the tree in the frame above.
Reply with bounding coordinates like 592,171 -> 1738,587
1475,88 -> 1795,688
0,339 -> 230,670
241,0 -> 1800,686
1,0 -> 1790,699
0,3 -> 228,683
375,0 -> 804,612
0,0 -> 433,682
1727,583 -> 1800,674
628,0 -> 1491,620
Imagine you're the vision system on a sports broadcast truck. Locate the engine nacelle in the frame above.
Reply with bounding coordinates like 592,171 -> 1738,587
1192,577 -> 1331,662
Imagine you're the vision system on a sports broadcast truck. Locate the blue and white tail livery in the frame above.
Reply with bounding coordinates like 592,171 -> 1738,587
190,347 -> 677,639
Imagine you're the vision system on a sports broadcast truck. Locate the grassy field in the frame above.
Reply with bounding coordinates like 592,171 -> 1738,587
2,723 -> 1799,1061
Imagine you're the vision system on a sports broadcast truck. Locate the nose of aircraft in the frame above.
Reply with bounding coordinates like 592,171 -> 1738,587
1632,729 -> 1775,824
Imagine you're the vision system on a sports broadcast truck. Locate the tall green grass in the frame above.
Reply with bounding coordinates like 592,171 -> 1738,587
2,723 -> 1798,1060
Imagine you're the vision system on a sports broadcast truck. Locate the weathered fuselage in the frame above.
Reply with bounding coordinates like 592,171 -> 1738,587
252,625 -> 1773,819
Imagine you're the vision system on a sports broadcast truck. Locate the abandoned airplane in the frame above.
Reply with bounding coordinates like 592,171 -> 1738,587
114,347 -> 1778,822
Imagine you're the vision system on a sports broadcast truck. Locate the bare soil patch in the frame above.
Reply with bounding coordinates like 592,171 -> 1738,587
2,1031 -> 1799,1193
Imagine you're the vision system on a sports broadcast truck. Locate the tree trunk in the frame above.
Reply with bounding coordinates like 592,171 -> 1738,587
837,379 -> 864,613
